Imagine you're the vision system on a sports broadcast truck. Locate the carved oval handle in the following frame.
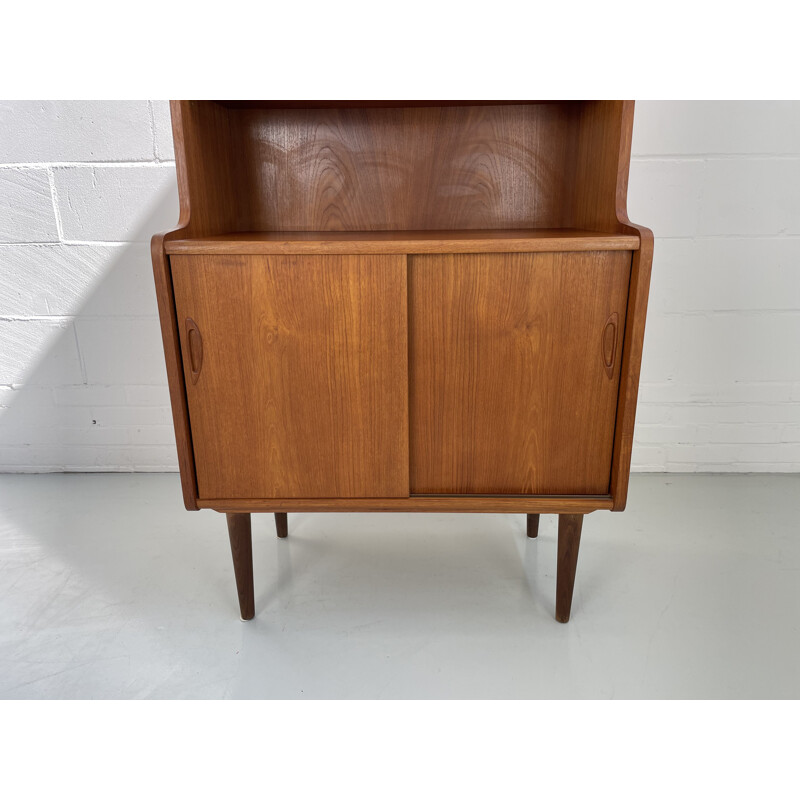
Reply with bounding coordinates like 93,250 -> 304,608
601,312 -> 619,379
185,317 -> 203,385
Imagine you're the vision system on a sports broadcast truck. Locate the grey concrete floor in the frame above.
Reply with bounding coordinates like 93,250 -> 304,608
0,473 -> 798,699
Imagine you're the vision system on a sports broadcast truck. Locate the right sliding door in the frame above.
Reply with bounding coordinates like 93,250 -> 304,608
409,250 -> 632,495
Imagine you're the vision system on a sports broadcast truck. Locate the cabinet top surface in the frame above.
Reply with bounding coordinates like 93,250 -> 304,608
165,228 -> 640,256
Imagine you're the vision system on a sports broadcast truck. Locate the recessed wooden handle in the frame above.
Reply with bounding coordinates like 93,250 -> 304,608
186,317 -> 203,384
601,312 -> 619,379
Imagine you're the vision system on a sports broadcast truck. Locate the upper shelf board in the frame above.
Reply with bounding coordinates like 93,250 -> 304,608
213,100 -> 571,110
165,229 -> 640,256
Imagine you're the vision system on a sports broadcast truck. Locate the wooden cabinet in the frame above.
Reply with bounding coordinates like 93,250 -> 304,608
152,100 -> 653,623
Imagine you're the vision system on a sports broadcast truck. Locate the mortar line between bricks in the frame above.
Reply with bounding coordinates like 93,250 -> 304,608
632,154 -> 800,160
46,167 -> 65,241
637,401 -> 800,406
0,161 -> 176,169
659,309 -> 800,316
642,234 -> 800,240
72,322 -> 88,385
147,101 -> 159,162
0,241 -> 142,248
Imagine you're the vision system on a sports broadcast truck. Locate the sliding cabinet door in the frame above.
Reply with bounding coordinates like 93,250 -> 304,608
172,254 -> 408,499
409,250 -> 631,495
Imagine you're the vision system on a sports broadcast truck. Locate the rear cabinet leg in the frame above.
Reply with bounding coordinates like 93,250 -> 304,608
556,514 -> 584,623
226,512 -> 255,620
275,512 -> 288,539
526,513 -> 540,538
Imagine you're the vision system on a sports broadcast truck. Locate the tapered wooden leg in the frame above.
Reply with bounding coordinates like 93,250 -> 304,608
275,512 -> 288,539
556,513 -> 583,623
526,513 -> 540,538
226,512 -> 254,620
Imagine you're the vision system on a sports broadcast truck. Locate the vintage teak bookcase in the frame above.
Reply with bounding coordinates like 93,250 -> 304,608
152,100 -> 653,623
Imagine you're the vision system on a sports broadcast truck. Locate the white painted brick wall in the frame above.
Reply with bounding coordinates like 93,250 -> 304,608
0,100 -> 797,473
628,100 -> 800,472
0,101 -> 179,471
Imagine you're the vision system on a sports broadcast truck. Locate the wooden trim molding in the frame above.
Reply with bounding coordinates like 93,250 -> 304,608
197,496 -> 614,514
164,229 -> 639,256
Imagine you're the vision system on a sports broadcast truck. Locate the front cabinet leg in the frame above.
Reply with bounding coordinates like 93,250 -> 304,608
226,512 -> 255,620
556,514 -> 584,623
526,513 -> 540,538
275,512 -> 288,538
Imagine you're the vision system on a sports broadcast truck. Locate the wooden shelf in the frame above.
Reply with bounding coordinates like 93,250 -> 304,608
165,228 -> 640,256
214,100 -> 568,110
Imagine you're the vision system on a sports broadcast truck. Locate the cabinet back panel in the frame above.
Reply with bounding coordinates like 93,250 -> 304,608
409,251 -> 632,495
230,103 -> 581,231
171,254 -> 409,499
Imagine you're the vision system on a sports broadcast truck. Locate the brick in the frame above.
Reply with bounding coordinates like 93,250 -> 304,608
53,165 -> 179,242
701,424 -> 782,444
128,425 -> 176,445
0,169 -> 59,242
698,158 -> 800,236
779,424 -> 800,443
640,312 -> 800,387
667,443 -> 800,465
638,382 -> 800,405
629,445 -> 668,470
151,101 -> 175,161
632,404 -> 671,424
653,403 -> 800,425
0,384 -> 53,409
94,445 -> 178,469
648,238 -> 800,315
91,406 -> 173,427
74,318 -> 168,385
632,101 -> 800,156
0,399 -> 88,435
0,319 -> 83,385
125,385 -> 171,406
54,385 -> 129,407
634,424 -> 698,444
56,426 -> 132,446
0,444 -> 178,471
0,243 -> 157,316
0,101 -> 155,163
627,159 -> 705,237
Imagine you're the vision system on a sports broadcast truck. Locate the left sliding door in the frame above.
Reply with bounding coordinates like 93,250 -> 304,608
171,254 -> 409,499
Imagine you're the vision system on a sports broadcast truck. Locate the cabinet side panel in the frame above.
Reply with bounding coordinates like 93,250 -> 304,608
409,251 -> 631,495
151,236 -> 198,509
569,100 -> 631,233
171,254 -> 409,499
610,230 -> 654,509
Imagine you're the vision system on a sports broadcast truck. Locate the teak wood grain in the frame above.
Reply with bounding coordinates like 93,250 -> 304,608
164,229 -> 639,256
171,253 -> 409,499
230,103 -> 581,231
409,251 -> 631,495
198,496 -> 613,514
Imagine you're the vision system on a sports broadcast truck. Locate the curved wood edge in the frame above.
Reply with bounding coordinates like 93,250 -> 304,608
150,102 -> 199,510
197,496 -> 612,513
609,227 -> 653,510
151,232 -> 197,510
610,100 -> 655,511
